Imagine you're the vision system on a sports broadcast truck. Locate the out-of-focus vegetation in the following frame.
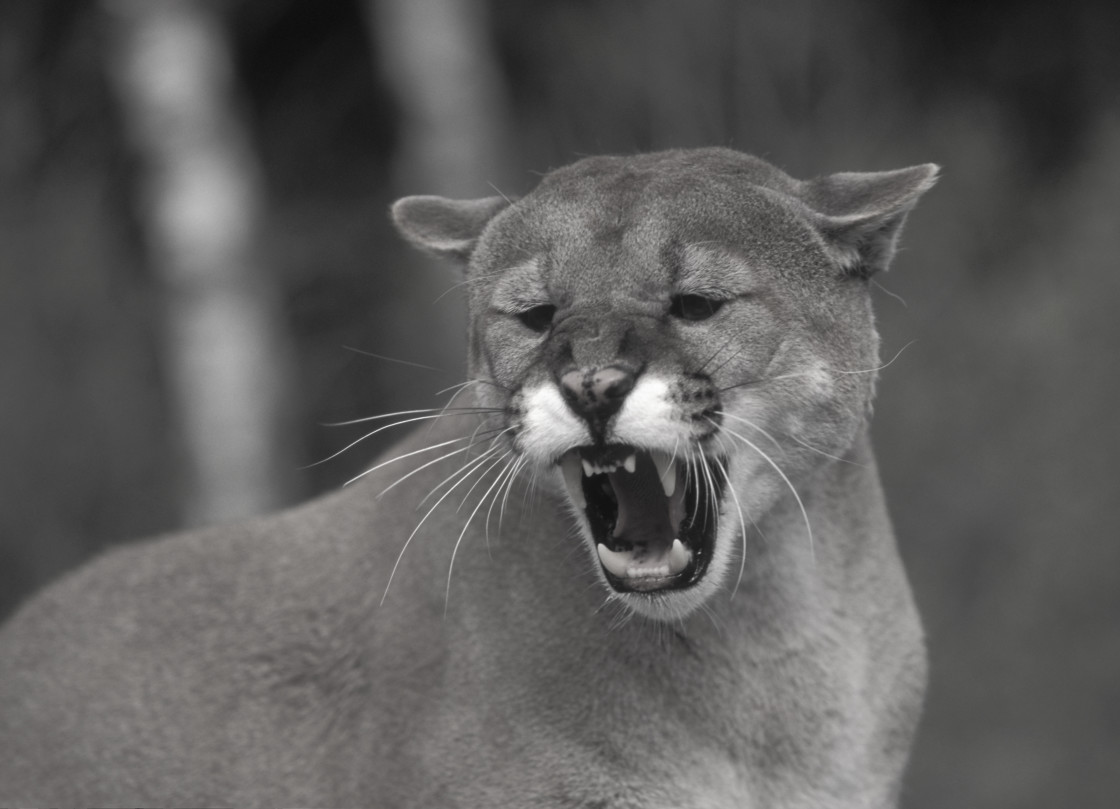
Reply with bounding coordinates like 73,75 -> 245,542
1,1 -> 1117,806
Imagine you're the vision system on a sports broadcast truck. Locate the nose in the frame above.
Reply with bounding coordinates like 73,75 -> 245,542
559,365 -> 637,426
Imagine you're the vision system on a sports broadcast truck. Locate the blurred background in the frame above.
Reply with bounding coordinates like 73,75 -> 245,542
1,0 -> 1118,805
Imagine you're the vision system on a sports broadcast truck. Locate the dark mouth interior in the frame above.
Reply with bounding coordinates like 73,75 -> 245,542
562,445 -> 723,594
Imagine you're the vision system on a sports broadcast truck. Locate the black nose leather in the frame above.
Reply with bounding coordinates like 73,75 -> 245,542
559,365 -> 636,424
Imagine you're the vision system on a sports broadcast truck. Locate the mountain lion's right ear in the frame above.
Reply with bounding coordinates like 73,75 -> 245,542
804,164 -> 939,277
391,195 -> 511,262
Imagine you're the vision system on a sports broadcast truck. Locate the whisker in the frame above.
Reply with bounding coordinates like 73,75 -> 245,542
433,266 -> 517,304
345,435 -> 479,487
766,341 -> 917,384
376,426 -> 510,499
495,454 -> 528,539
484,454 -> 527,557
832,340 -> 915,375
715,411 -> 865,469
435,379 -> 482,398
719,341 -> 916,395
435,376 -> 511,398
417,439 -> 507,508
698,325 -> 748,372
445,452 -> 518,614
717,422 -> 815,560
716,377 -> 763,394
325,406 -> 498,428
306,411 -> 495,468
377,444 -> 471,498
455,450 -> 512,513
708,343 -> 750,377
713,453 -> 749,600
380,444 -> 504,606
517,460 -> 544,531
713,411 -> 784,454
699,445 -> 720,532
342,345 -> 447,373
871,278 -> 908,308
486,180 -> 515,205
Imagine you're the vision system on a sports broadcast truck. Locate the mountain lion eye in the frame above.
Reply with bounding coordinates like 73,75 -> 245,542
670,294 -> 724,321
517,304 -> 556,333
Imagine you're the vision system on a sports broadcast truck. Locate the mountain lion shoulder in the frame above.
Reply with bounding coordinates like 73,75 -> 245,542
0,147 -> 937,807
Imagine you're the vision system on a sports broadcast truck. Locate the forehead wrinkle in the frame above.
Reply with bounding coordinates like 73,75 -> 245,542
679,242 -> 759,295
490,257 -> 548,311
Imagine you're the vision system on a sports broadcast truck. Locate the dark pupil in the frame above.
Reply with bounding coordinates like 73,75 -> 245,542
518,304 -> 556,332
671,294 -> 722,321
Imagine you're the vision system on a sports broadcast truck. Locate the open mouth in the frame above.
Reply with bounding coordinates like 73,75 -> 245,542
559,445 -> 724,593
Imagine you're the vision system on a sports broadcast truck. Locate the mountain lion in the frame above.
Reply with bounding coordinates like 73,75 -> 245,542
0,148 -> 936,807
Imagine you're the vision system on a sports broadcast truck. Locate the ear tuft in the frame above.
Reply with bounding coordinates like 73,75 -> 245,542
390,195 -> 511,261
805,164 -> 939,277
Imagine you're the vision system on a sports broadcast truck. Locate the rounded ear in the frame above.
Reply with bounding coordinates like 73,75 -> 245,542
803,164 -> 939,277
390,195 -> 511,262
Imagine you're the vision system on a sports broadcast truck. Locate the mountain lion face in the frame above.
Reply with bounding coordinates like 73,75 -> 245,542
394,148 -> 935,620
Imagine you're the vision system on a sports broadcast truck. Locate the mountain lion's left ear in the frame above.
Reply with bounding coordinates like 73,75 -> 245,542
391,195 -> 512,262
803,164 -> 939,277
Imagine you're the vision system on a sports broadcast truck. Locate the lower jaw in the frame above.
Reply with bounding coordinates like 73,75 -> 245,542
595,520 -> 721,594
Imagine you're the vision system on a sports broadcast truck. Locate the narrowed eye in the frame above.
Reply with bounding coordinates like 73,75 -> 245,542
517,304 -> 557,333
670,294 -> 724,322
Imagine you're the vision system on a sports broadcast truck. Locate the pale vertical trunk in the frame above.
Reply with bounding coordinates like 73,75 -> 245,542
104,0 -> 293,525
363,0 -> 515,382
366,0 -> 513,198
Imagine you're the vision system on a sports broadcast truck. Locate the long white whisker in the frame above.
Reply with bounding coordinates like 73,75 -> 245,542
307,412 -> 490,468
484,454 -> 526,556
698,447 -> 720,532
455,450 -> 512,513
714,411 -> 784,454
435,376 -> 509,398
380,445 -> 503,606
495,455 -> 528,540
325,406 -> 496,428
767,341 -> 916,384
375,427 -> 510,499
719,424 -> 815,560
716,410 -> 863,467
418,441 -> 506,508
714,453 -> 749,599
342,345 -> 447,373
345,435 -> 477,487
434,379 -> 481,398
445,453 -> 517,614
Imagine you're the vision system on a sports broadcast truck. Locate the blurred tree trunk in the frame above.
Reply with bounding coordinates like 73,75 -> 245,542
362,0 -> 516,387
103,0 -> 295,526
365,0 -> 515,197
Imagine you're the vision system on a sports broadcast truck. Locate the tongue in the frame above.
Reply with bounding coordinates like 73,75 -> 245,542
607,455 -> 675,552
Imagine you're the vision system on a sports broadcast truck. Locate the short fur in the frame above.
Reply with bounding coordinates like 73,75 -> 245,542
0,148 -> 936,807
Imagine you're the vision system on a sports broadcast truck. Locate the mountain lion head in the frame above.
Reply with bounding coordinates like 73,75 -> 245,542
392,148 -> 936,621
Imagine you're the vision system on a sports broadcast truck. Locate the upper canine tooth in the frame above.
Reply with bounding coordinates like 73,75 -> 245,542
561,454 -> 585,509
597,543 -> 632,579
581,459 -> 595,478
651,451 -> 677,498
623,454 -> 636,473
